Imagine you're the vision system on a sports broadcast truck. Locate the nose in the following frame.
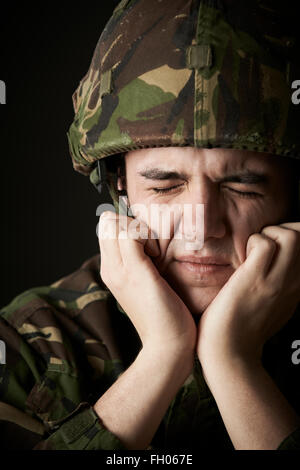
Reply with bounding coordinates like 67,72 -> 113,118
177,180 -> 227,243
202,186 -> 227,241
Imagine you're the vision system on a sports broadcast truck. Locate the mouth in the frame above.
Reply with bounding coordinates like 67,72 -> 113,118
175,255 -> 231,274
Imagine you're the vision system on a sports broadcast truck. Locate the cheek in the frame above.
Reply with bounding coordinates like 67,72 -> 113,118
138,203 -> 180,248
232,221 -> 255,264
228,202 -> 276,264
151,213 -> 179,273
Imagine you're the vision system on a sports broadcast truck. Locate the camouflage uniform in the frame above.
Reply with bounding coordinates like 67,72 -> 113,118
1,0 -> 300,450
1,254 -> 300,450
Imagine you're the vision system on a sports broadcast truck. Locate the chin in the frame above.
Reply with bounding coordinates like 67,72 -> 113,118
163,273 -> 222,315
176,285 -> 222,316
162,267 -> 230,316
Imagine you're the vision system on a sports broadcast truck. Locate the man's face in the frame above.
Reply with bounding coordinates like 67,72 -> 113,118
121,147 -> 295,315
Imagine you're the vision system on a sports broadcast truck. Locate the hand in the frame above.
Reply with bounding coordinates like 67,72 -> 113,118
197,222 -> 300,367
98,211 -> 196,353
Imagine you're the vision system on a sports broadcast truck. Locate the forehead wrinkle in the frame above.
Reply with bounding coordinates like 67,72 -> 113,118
133,149 -> 276,183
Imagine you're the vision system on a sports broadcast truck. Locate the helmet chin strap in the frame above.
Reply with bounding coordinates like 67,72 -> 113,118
96,159 -> 108,195
96,158 -> 132,216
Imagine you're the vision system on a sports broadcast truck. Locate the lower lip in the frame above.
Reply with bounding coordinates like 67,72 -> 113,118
176,261 -> 230,274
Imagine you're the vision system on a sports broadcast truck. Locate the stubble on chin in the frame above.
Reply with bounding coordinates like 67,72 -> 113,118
161,269 -> 225,315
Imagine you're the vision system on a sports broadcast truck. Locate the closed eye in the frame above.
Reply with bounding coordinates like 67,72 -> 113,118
152,184 -> 185,194
223,187 -> 263,198
152,184 -> 263,198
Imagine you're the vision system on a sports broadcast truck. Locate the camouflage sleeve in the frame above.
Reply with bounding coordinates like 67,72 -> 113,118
0,313 -> 126,450
0,367 -> 125,451
33,403 -> 126,450
0,255 -> 131,450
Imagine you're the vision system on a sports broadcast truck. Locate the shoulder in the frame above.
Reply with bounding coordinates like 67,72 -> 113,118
0,254 -> 135,423
0,256 -> 135,447
0,253 -> 118,387
0,254 -> 109,328
0,253 -> 138,375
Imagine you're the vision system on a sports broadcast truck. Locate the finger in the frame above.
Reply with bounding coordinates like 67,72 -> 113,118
117,214 -> 160,257
245,232 -> 278,278
279,222 -> 300,232
98,211 -> 123,268
261,225 -> 300,280
118,217 -> 159,269
144,235 -> 160,258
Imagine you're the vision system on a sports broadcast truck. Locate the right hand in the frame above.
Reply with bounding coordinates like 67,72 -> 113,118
98,211 -> 196,353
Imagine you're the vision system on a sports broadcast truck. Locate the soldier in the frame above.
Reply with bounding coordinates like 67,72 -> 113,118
1,0 -> 300,450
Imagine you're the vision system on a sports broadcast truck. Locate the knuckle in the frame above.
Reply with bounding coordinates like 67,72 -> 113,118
248,233 -> 260,243
261,236 -> 276,250
100,211 -> 111,222
284,229 -> 299,247
249,233 -> 275,250
261,225 -> 278,236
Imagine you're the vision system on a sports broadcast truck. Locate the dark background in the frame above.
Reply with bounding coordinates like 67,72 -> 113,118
0,3 -> 119,306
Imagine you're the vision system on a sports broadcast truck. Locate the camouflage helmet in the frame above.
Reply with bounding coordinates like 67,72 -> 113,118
67,0 -> 300,207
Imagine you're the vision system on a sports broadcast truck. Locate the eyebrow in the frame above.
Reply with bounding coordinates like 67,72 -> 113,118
138,169 -> 188,180
138,168 -> 268,184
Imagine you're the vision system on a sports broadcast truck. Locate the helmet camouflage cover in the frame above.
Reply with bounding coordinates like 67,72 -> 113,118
67,0 -> 300,198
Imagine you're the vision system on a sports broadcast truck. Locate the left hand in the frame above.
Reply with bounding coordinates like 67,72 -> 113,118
197,222 -> 300,367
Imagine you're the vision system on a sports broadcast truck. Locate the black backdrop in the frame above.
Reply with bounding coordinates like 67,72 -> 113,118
0,3 -> 119,306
